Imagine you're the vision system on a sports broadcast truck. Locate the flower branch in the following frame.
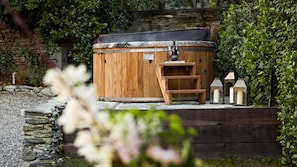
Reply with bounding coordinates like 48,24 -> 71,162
43,64 -> 201,167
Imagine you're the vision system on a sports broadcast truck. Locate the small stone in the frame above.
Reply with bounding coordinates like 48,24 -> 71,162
29,160 -> 54,167
22,161 -> 30,167
40,88 -> 56,97
33,87 -> 41,93
15,85 -> 34,92
22,147 -> 36,161
25,118 -> 49,124
25,131 -> 52,138
21,109 -> 26,117
3,85 -> 16,92
23,124 -> 45,132
24,138 -> 46,144
35,144 -> 52,152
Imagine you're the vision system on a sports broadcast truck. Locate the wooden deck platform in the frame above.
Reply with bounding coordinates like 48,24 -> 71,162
64,103 -> 281,159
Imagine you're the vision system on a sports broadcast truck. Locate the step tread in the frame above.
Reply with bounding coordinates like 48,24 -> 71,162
163,75 -> 200,80
159,62 -> 195,67
167,89 -> 206,94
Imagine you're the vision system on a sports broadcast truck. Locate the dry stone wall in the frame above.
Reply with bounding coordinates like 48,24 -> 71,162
129,9 -> 222,33
1,86 -> 63,167
0,85 -> 55,97
22,100 -> 64,167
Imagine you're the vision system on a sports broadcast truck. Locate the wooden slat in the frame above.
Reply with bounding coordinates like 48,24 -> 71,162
152,49 -> 167,97
167,89 -> 205,94
197,90 -> 206,104
137,52 -> 144,97
191,125 -> 279,143
159,62 -> 196,67
143,56 -> 151,97
156,66 -> 170,104
121,51 -> 128,98
163,75 -> 201,80
64,144 -> 80,157
104,52 -> 113,97
193,143 -> 281,159
114,51 -> 121,98
93,50 -> 105,97
165,108 -> 280,125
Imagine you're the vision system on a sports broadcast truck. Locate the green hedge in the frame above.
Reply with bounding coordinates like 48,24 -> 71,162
217,1 -> 297,166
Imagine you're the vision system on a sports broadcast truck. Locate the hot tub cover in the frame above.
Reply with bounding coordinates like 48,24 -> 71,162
96,28 -> 210,43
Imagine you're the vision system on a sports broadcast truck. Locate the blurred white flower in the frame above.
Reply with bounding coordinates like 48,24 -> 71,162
72,84 -> 98,112
58,98 -> 92,133
43,64 -> 91,102
43,68 -> 71,102
93,111 -> 112,132
146,144 -> 182,166
43,64 -> 195,167
110,113 -> 142,164
75,131 -> 114,167
63,64 -> 91,87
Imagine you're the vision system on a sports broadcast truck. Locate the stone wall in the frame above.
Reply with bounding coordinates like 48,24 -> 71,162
0,86 -> 61,167
22,99 -> 64,167
129,9 -> 222,33
0,85 -> 55,97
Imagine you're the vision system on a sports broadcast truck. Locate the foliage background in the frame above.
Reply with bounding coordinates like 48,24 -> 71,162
216,0 -> 297,166
2,0 -> 297,165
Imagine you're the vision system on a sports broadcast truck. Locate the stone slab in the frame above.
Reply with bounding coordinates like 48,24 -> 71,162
113,101 -> 236,111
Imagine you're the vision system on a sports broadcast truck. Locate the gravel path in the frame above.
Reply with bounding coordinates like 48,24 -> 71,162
0,91 -> 50,167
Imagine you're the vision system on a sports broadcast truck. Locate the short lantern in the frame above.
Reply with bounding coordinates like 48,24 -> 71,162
233,78 -> 247,105
224,72 -> 236,104
210,78 -> 223,104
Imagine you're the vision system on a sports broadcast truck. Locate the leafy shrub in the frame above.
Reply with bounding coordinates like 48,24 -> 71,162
217,1 -> 297,166
0,51 -> 14,77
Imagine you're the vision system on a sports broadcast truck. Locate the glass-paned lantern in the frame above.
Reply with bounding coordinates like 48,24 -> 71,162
224,72 -> 235,104
210,78 -> 223,104
233,78 -> 247,106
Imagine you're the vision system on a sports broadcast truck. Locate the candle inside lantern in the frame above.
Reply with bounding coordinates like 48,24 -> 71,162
236,90 -> 243,105
229,87 -> 234,103
213,89 -> 220,103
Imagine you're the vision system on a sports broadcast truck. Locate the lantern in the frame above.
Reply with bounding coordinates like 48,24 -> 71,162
224,72 -> 235,104
210,78 -> 223,104
233,78 -> 247,105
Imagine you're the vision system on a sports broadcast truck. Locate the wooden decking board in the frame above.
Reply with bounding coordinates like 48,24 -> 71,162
63,107 -> 281,159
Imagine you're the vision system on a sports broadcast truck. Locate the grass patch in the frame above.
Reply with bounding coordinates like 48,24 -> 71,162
59,157 -> 284,167
204,158 -> 284,167
59,157 -> 93,167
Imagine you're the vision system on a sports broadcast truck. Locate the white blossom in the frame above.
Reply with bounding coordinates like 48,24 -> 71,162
43,68 -> 71,102
72,84 -> 98,112
58,98 -> 92,133
75,131 -> 114,167
110,113 -> 142,164
62,64 -> 91,87
146,144 -> 182,166
43,64 -> 193,167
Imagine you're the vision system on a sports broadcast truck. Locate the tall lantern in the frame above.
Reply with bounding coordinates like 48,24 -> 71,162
210,78 -> 223,104
233,78 -> 247,106
224,72 -> 235,104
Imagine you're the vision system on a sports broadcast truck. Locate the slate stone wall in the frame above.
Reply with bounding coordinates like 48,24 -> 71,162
22,99 -> 64,167
129,9 -> 222,33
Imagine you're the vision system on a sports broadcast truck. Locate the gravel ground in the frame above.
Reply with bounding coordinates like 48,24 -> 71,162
0,91 -> 50,167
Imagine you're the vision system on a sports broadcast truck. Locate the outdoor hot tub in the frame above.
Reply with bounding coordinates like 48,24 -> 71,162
93,29 -> 216,102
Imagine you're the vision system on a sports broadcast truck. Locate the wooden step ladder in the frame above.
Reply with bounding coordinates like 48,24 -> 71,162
156,62 -> 206,105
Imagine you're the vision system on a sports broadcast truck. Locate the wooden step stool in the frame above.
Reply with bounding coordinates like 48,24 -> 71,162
156,62 -> 206,105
